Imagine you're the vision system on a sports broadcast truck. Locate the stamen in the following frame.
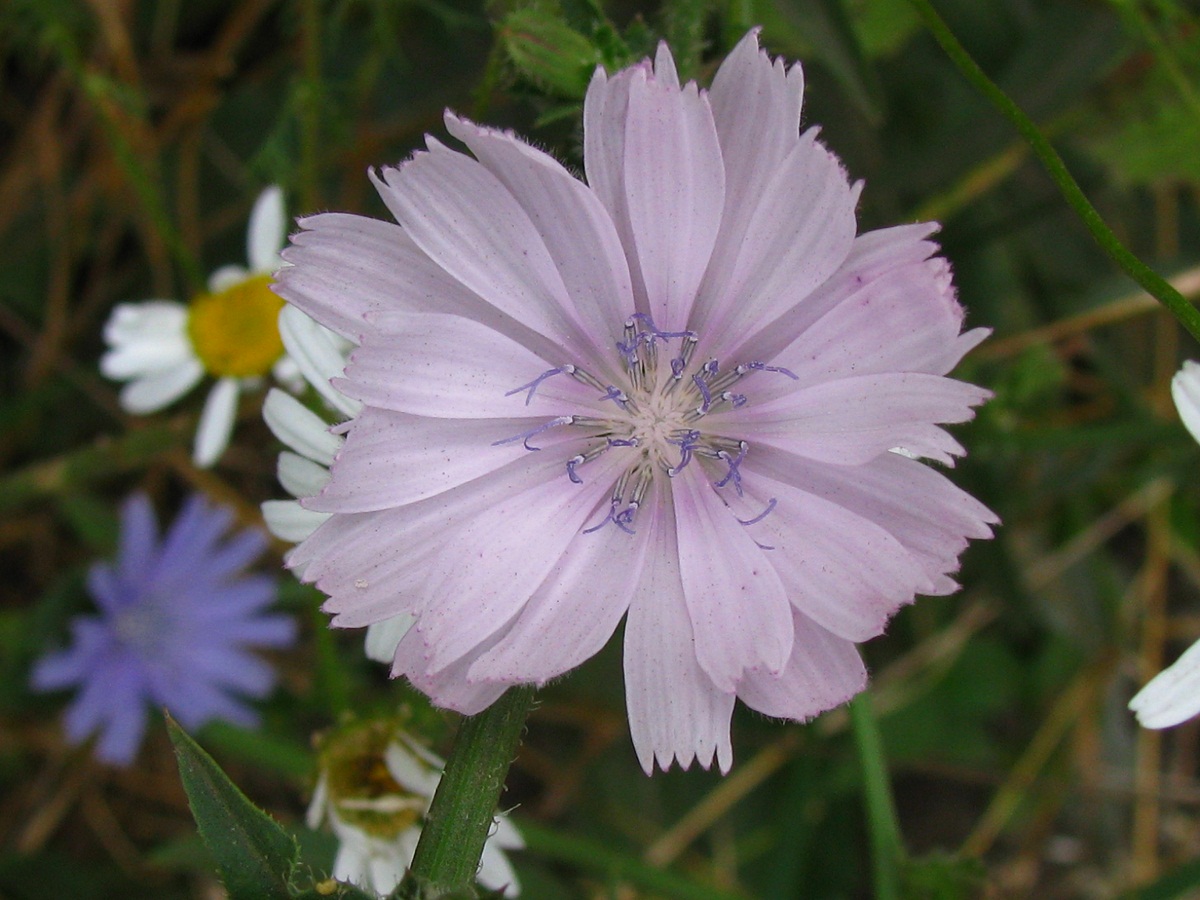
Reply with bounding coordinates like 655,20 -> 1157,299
667,430 -> 702,476
722,391 -> 747,408
627,313 -> 696,344
566,455 -> 585,484
582,499 -> 620,534
599,385 -> 628,406
692,373 -> 713,413
607,437 -> 638,448
569,366 -> 607,391
742,361 -> 800,380
491,416 -> 574,451
737,497 -> 777,526
715,442 -> 748,496
505,365 -> 576,405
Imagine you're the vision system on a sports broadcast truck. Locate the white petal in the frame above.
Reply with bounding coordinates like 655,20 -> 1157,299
247,185 -> 287,273
278,305 -> 361,418
278,450 -> 331,498
490,815 -> 525,850
262,499 -> 330,543
1172,361 -> 1200,445
118,358 -> 205,413
101,303 -> 194,378
1131,637 -> 1200,728
192,378 -> 240,467
364,613 -> 416,663
477,835 -> 521,897
208,264 -> 249,294
383,740 -> 442,799
623,491 -> 735,774
306,776 -> 329,829
103,300 -> 188,345
262,388 -> 341,466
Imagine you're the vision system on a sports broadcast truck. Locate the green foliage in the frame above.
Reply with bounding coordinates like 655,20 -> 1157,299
900,852 -> 987,899
168,715 -> 299,899
498,9 -> 604,97
168,716 -> 376,900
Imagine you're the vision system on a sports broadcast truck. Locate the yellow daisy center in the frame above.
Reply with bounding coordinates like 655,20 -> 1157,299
187,274 -> 285,378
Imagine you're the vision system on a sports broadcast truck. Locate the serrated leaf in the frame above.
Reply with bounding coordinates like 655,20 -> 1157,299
292,880 -> 381,900
167,714 -> 297,900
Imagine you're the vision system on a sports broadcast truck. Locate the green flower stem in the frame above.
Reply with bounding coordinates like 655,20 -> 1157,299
849,693 -> 904,900
407,685 -> 537,895
906,0 -> 1200,347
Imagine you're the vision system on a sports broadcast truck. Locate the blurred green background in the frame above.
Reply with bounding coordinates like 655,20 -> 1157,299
4,0 -> 1200,897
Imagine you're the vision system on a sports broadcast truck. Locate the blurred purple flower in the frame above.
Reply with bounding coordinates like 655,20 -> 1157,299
31,493 -> 296,766
273,32 -> 997,773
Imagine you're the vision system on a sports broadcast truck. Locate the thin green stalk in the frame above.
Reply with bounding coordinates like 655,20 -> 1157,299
406,685 -> 537,896
849,693 -> 904,900
299,0 -> 322,211
906,0 -> 1200,347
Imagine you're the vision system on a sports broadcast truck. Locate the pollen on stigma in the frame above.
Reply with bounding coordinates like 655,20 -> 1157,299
186,273 -> 285,378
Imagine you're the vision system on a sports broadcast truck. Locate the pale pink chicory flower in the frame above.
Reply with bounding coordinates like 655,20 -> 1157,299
272,32 -> 997,773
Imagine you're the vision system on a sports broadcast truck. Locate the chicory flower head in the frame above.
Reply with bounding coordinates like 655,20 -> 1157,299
32,492 -> 296,765
272,32 -> 997,773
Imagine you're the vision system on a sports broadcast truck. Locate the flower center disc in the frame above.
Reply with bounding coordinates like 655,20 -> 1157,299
187,274 -> 284,378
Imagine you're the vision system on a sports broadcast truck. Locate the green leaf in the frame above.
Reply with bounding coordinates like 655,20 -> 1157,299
167,714 -> 298,900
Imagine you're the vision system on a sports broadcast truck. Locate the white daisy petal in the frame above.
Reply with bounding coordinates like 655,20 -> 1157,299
119,358 -> 205,413
364,613 -> 416,664
207,264 -> 249,294
262,499 -> 330,543
247,185 -> 287,274
1131,637 -> 1200,728
278,450 -> 332,498
262,388 -> 342,466
278,305 -> 361,418
1171,360 -> 1200,445
193,377 -> 240,467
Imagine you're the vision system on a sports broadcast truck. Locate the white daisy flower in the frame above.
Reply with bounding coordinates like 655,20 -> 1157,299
307,718 -> 523,897
100,185 -> 295,467
1130,360 -> 1200,728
